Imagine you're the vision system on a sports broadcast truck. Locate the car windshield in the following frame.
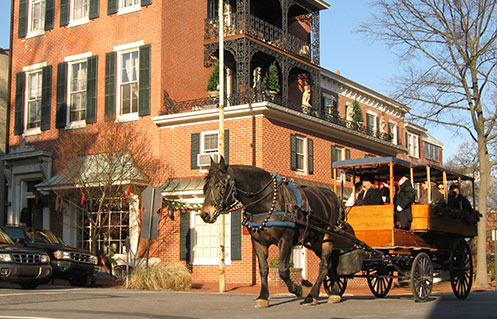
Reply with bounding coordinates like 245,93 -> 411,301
39,231 -> 65,245
0,230 -> 15,245
25,228 -> 51,243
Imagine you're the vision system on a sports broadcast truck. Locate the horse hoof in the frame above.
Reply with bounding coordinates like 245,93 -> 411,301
255,299 -> 269,308
328,295 -> 342,303
302,297 -> 317,306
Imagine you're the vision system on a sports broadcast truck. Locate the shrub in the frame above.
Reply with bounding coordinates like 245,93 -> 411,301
207,63 -> 219,91
269,257 -> 294,268
262,62 -> 280,93
352,99 -> 363,123
128,263 -> 192,291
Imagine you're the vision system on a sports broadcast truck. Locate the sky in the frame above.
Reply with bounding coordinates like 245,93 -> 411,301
0,0 -> 463,160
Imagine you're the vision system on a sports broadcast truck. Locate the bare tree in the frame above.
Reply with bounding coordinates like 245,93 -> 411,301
52,121 -> 166,254
360,0 -> 497,287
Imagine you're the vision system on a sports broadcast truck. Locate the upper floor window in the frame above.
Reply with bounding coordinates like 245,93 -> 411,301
366,112 -> 378,136
388,122 -> 398,145
406,132 -> 420,158
119,50 -> 139,118
71,0 -> 89,23
26,70 -> 43,130
107,0 -> 150,16
68,60 -> 88,123
290,134 -> 314,174
29,0 -> 45,34
425,142 -> 440,162
331,145 -> 350,181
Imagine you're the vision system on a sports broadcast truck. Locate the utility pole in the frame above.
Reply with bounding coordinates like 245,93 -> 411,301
218,0 -> 226,294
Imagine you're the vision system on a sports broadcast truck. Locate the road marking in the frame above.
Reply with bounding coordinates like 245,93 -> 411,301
0,289 -> 86,297
0,316 -> 61,319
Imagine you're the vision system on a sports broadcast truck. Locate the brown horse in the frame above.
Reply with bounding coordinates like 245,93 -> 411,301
200,157 -> 345,307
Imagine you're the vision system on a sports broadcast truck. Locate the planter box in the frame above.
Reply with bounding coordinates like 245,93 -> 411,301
269,268 -> 303,287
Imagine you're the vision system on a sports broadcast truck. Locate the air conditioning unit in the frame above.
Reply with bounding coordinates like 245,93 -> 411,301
197,153 -> 219,167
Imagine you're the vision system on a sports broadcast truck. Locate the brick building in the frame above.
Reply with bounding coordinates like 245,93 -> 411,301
5,0 -> 443,285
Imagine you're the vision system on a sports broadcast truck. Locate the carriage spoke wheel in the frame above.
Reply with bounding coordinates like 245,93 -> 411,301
323,272 -> 347,296
449,238 -> 473,300
367,267 -> 393,298
410,252 -> 434,302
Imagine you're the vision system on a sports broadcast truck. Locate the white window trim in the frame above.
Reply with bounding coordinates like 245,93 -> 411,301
334,146 -> 345,181
117,0 -> 141,16
407,132 -> 420,159
23,69 -> 43,136
366,111 -> 378,133
388,120 -> 398,145
65,52 -> 92,62
190,211 -> 232,266
26,0 -> 46,39
65,59 -> 88,129
295,135 -> 307,175
115,44 -> 141,122
68,0 -> 90,27
23,62 -> 47,72
200,130 -> 219,153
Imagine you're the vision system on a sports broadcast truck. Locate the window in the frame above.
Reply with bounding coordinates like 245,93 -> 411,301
191,212 -> 231,265
366,112 -> 378,136
406,132 -> 420,158
290,134 -> 313,174
201,131 -> 219,154
295,136 -> 305,171
71,0 -> 89,23
68,60 -> 88,123
118,0 -> 140,14
78,198 -> 129,254
424,142 -> 440,162
29,0 -> 45,34
331,145 -> 345,181
26,70 -> 43,130
388,122 -> 398,145
118,50 -> 139,118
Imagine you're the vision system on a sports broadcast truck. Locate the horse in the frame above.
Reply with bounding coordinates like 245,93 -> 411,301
200,157 -> 346,307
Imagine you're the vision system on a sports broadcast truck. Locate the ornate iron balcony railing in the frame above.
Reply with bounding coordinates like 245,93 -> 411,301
205,14 -> 312,60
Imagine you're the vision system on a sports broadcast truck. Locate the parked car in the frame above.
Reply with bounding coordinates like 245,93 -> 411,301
1,226 -> 98,287
0,228 -> 52,289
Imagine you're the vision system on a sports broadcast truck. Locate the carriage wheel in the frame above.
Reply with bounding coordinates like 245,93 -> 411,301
323,272 -> 348,296
366,267 -> 394,298
449,238 -> 473,300
410,252 -> 434,302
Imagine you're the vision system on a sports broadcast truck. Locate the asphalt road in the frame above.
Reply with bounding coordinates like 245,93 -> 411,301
0,284 -> 496,319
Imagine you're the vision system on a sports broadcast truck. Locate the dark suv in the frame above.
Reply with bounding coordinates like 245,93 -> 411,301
0,228 -> 52,289
1,226 -> 98,287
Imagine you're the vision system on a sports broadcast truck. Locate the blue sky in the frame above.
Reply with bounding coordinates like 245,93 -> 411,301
0,0 -> 462,160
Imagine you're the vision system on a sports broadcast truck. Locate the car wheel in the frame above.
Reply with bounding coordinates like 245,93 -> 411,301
19,282 -> 39,289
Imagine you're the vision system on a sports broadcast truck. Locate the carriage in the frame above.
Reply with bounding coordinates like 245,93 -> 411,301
326,157 -> 477,301
200,156 -> 477,307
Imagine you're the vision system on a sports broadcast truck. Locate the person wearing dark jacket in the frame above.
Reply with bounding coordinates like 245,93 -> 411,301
394,173 -> 416,230
448,184 -> 472,211
355,173 -> 383,205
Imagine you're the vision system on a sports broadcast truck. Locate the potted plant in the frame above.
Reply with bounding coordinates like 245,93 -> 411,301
207,62 -> 220,98
262,62 -> 280,99
352,99 -> 363,123
268,257 -> 302,287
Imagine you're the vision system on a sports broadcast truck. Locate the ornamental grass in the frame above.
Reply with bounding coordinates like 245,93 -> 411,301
128,262 -> 192,291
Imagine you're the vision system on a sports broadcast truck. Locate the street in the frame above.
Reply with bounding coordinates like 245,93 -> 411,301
0,284 -> 496,319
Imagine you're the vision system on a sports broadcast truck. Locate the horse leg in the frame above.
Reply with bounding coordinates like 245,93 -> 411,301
277,238 -> 303,298
302,236 -> 334,305
252,239 -> 270,308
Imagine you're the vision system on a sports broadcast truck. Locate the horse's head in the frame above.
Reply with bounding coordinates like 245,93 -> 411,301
200,156 -> 236,223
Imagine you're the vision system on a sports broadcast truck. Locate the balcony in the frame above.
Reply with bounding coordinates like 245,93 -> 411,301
205,14 -> 312,61
161,91 -> 394,144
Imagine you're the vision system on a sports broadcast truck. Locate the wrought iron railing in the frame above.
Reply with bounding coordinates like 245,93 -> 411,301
205,14 -> 312,60
161,91 -> 394,144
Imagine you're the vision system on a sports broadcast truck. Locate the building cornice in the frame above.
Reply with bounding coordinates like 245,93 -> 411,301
152,103 -> 406,156
320,68 -> 410,119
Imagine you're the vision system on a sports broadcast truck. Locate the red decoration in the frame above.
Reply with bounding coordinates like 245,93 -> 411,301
80,192 -> 85,206
125,186 -> 131,198
33,191 -> 39,205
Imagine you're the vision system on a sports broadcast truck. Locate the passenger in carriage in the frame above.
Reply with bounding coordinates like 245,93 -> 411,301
380,181 -> 390,203
448,184 -> 473,212
394,173 -> 416,230
418,178 -> 445,205
355,173 -> 383,205
345,181 -> 364,207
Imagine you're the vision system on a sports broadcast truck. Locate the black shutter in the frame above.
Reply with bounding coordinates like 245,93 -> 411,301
56,62 -> 67,128
90,0 -> 100,19
141,0 -> 152,6
290,134 -> 296,171
396,125 -> 399,144
108,0 -> 118,15
138,44 -> 151,116
330,145 -> 336,178
18,0 -> 28,37
207,0 -> 218,19
179,212 -> 190,261
60,0 -> 69,26
14,72 -> 25,135
41,66 -> 52,131
307,138 -> 314,174
44,0 -> 55,30
231,209 -> 241,260
345,149 -> 351,181
86,56 -> 98,124
105,52 -> 116,121
191,133 -> 200,169
224,129 -> 229,165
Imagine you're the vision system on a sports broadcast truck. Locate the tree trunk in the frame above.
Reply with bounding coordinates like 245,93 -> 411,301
475,142 -> 489,287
